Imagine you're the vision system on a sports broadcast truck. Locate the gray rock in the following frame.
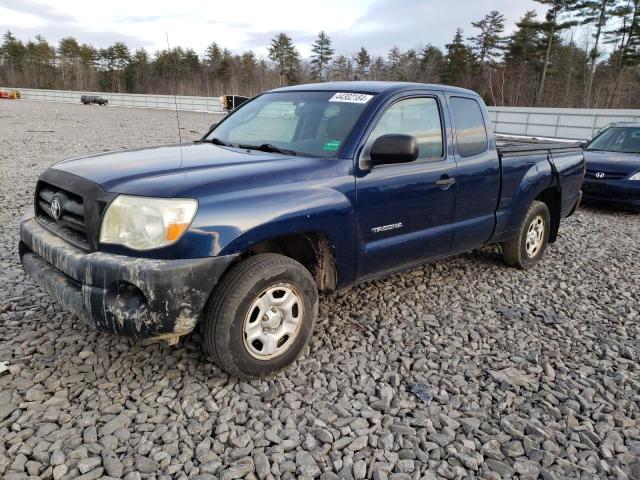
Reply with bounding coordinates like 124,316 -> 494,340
348,436 -> 368,451
514,459 -> 540,479
134,454 -> 159,474
253,451 -> 270,480
83,426 -> 98,444
50,450 -> 65,467
77,457 -> 101,474
220,461 -> 254,480
52,464 -> 68,480
100,413 -> 132,437
353,459 -> 367,479
395,459 -> 415,473
76,467 -> 104,480
312,428 -> 333,444
485,459 -> 514,477
102,450 -> 123,478
501,440 -> 525,458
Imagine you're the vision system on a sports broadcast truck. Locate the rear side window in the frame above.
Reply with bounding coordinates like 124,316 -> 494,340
450,97 -> 488,157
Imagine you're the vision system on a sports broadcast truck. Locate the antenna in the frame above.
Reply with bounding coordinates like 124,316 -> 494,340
166,33 -> 184,164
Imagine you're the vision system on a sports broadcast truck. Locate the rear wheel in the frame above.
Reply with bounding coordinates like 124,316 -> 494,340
502,200 -> 550,269
203,253 -> 318,378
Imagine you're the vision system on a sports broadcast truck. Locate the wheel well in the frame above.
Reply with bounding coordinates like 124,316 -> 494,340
246,233 -> 337,293
536,188 -> 561,243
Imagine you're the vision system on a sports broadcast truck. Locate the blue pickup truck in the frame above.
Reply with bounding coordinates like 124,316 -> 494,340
19,82 -> 584,378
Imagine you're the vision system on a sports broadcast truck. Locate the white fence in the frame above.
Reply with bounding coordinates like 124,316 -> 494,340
487,106 -> 640,140
1,87 -> 224,113
4,87 -> 640,140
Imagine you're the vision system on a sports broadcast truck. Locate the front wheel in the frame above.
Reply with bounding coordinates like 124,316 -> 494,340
203,253 -> 318,378
502,200 -> 551,269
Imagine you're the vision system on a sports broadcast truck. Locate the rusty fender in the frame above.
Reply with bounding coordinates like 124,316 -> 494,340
19,216 -> 239,340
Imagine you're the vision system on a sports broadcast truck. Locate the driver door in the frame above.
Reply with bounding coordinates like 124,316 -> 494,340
355,93 -> 457,278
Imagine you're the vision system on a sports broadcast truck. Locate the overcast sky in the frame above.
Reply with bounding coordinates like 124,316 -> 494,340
1,0 -> 552,58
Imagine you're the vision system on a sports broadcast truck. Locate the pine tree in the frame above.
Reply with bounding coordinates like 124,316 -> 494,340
310,31 -> 334,80
572,0 -> 619,106
268,33 -> 300,86
354,47 -> 371,80
370,56 -> 386,80
603,0 -> 640,106
204,42 -> 222,68
443,29 -> 475,85
504,11 -> 544,105
523,0 -> 577,106
419,45 -> 444,82
217,48 -> 233,87
239,51 -> 258,93
505,11 -> 541,66
330,55 -> 352,80
400,48 -> 421,81
387,46 -> 403,79
128,48 -> 150,93
469,10 -> 507,65
58,37 -> 81,88
607,0 -> 640,63
24,35 -> 55,87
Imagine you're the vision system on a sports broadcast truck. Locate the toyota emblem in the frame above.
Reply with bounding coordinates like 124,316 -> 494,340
595,172 -> 605,179
50,197 -> 62,220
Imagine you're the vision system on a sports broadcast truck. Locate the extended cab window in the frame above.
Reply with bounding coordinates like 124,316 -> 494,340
369,97 -> 443,160
450,97 -> 488,157
207,91 -> 373,158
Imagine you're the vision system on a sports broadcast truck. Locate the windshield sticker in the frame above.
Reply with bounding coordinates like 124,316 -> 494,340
323,140 -> 342,151
329,92 -> 373,104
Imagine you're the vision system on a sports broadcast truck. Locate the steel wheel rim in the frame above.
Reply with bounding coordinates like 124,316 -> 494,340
525,215 -> 545,258
243,283 -> 303,360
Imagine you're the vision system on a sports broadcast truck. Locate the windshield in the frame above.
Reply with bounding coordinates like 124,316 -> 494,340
586,127 -> 640,154
205,91 -> 374,157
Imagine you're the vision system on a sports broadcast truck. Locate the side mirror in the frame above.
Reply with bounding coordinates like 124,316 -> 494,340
579,141 -> 587,148
370,134 -> 419,166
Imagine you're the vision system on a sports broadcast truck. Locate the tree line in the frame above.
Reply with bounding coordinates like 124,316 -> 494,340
1,0 -> 639,108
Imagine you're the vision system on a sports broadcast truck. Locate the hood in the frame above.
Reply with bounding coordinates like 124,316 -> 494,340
51,143 -> 312,196
584,150 -> 640,175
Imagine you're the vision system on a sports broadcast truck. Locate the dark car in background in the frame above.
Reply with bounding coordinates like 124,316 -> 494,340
582,123 -> 640,208
81,95 -> 108,105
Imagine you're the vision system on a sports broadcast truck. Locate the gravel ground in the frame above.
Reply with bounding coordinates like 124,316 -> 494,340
1,100 -> 639,480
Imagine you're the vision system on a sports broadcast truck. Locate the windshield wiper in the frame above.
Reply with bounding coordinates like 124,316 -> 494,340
238,143 -> 298,156
207,137 -> 231,147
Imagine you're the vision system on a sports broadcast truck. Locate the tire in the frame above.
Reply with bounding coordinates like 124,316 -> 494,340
502,200 -> 551,269
203,253 -> 318,379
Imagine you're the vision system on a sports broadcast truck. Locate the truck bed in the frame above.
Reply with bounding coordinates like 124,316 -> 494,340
496,135 -> 583,155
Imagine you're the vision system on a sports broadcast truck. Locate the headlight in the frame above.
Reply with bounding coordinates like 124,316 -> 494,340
100,195 -> 197,250
629,172 -> 640,181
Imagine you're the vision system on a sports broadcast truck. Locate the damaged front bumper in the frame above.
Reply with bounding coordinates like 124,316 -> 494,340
19,215 -> 238,340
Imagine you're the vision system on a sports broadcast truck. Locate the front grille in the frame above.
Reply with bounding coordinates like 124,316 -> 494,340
585,169 -> 627,180
34,169 -> 117,252
35,181 -> 90,250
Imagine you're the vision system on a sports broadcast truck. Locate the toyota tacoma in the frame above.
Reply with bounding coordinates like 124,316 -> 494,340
19,82 -> 585,378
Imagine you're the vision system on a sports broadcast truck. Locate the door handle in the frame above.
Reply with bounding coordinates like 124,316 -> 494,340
436,176 -> 456,188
